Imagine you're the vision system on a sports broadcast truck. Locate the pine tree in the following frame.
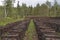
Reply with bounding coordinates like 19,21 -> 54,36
54,0 -> 58,17
41,4 -> 48,16
17,1 -> 21,18
46,0 -> 51,17
21,3 -> 27,17
36,3 -> 40,16
29,6 -> 33,16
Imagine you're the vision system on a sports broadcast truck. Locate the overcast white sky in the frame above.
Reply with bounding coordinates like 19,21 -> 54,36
0,0 -> 60,7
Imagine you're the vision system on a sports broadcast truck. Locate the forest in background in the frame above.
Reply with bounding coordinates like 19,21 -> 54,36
0,0 -> 60,25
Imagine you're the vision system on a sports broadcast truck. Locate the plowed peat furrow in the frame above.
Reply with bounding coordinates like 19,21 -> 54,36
1,19 -> 30,40
34,19 -> 60,40
1,17 -> 60,40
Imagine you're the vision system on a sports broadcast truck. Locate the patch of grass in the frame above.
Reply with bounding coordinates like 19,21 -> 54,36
0,37 -> 1,40
0,17 -> 24,26
24,20 -> 38,40
56,32 -> 60,36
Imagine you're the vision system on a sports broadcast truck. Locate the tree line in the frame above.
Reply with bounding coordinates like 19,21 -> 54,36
0,0 -> 60,20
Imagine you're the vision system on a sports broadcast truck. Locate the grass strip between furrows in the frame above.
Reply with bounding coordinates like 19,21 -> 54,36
24,19 -> 38,40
